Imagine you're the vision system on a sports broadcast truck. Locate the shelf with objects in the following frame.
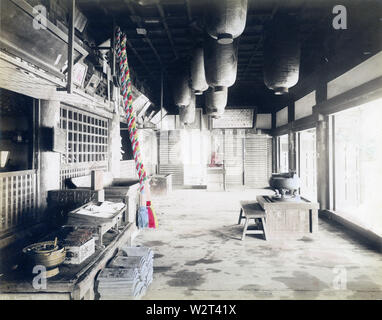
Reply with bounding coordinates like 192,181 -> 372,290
0,206 -> 139,300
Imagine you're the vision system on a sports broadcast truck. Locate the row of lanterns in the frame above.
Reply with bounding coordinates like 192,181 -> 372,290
174,0 -> 246,123
173,1 -> 301,124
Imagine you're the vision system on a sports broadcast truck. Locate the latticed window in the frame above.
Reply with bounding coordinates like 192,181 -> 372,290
60,104 -> 108,164
59,104 -> 109,187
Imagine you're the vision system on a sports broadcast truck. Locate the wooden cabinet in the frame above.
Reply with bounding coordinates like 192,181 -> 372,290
206,167 -> 224,191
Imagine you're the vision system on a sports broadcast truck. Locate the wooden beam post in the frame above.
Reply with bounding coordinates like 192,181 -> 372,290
316,114 -> 330,210
288,102 -> 297,172
67,0 -> 75,94
39,100 -> 61,210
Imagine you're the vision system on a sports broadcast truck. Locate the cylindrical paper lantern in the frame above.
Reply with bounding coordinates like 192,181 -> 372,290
173,70 -> 191,107
205,0 -> 248,44
205,86 -> 228,118
179,92 -> 196,125
263,13 -> 301,95
204,37 -> 238,88
190,46 -> 208,95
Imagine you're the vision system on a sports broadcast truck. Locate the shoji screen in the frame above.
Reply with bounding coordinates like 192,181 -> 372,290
159,130 -> 184,186
244,135 -> 272,188
224,129 -> 244,189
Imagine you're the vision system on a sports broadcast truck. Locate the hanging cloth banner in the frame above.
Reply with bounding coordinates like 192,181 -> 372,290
116,27 -> 147,192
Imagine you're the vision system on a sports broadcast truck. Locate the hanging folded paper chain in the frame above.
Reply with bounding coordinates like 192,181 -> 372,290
116,27 -> 147,193
116,27 -> 158,229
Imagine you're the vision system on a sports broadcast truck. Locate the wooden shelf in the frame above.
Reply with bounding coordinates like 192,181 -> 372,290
0,221 -> 139,300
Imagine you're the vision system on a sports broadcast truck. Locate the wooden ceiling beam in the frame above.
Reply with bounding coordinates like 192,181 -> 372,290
184,0 -> 192,23
155,1 -> 179,60
124,1 -> 165,71
242,4 -> 279,79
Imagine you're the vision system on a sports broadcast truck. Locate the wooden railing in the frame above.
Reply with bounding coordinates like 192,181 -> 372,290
0,170 -> 37,234
60,162 -> 108,189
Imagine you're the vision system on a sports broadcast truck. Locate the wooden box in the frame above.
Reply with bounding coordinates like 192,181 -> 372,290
150,174 -> 172,196
48,189 -> 104,207
206,167 -> 224,191
64,238 -> 95,265
103,180 -> 140,223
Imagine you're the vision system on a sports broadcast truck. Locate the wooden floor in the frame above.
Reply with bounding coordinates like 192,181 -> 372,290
134,189 -> 382,300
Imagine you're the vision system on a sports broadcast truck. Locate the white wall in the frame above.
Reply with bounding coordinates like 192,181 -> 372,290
327,51 -> 382,99
276,107 -> 288,128
295,91 -> 316,120
256,113 -> 272,129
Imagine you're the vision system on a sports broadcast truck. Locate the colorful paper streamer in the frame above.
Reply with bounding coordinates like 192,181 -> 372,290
116,27 -> 147,192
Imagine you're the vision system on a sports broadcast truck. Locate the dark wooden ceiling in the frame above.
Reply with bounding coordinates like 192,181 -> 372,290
77,0 -> 382,113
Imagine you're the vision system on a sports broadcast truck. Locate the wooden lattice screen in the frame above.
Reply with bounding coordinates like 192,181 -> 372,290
59,104 -> 109,187
0,170 -> 37,234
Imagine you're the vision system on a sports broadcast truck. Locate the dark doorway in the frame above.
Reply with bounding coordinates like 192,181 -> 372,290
0,89 -> 34,172
120,122 -> 134,161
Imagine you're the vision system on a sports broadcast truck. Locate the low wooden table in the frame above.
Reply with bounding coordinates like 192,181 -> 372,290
256,195 -> 319,239
238,201 -> 267,241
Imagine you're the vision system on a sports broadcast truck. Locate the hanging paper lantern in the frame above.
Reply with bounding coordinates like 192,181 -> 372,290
204,37 -> 238,88
173,70 -> 191,107
263,13 -> 301,95
205,86 -> 228,118
205,0 -> 248,44
179,92 -> 196,125
190,46 -> 208,95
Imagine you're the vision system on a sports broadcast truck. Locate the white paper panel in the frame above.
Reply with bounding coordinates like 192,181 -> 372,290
295,91 -> 316,120
276,107 -> 288,127
256,113 -> 272,129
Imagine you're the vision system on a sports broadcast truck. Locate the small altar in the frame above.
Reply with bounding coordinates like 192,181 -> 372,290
256,195 -> 319,239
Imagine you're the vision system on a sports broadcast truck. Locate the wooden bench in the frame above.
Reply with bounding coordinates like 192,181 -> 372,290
238,201 -> 267,241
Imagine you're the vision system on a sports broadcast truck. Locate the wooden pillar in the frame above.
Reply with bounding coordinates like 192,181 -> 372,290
315,75 -> 329,210
39,100 -> 60,211
272,136 -> 277,173
315,75 -> 328,105
288,130 -> 297,172
271,111 -> 277,172
271,110 -> 276,131
316,114 -> 330,210
287,102 -> 297,173
108,112 -> 121,178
